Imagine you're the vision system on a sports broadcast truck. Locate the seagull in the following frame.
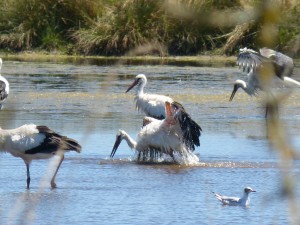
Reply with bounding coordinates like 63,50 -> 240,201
125,74 -> 202,151
0,124 -> 81,189
0,58 -> 9,109
110,101 -> 199,163
212,187 -> 256,207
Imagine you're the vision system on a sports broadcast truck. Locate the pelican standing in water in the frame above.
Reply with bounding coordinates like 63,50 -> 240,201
111,102 -> 200,164
212,187 -> 256,207
0,124 -> 81,189
0,58 -> 9,109
125,73 -> 202,151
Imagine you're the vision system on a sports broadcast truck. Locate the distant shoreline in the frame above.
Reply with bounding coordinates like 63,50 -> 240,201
1,51 -> 299,67
0,51 -> 237,67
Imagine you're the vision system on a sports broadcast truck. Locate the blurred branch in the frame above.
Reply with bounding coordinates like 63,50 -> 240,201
259,1 -> 300,224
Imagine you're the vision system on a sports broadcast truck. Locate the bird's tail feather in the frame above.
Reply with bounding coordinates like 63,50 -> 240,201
212,191 -> 223,202
61,136 -> 82,153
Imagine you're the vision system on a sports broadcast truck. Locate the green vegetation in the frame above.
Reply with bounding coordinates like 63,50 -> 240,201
0,0 -> 299,56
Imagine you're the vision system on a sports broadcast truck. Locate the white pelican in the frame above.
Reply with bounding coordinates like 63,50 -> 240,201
212,187 -> 256,207
125,74 -> 202,151
110,101 -> 200,164
0,124 -> 81,189
230,47 -> 300,101
0,58 -> 9,109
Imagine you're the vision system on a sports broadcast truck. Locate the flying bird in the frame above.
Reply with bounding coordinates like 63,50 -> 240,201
212,187 -> 256,207
0,124 -> 81,189
229,47 -> 300,117
230,47 -> 300,102
125,73 -> 202,151
0,58 -> 9,109
110,101 -> 199,163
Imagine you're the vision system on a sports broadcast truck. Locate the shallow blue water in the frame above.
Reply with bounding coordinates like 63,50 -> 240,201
0,61 -> 299,225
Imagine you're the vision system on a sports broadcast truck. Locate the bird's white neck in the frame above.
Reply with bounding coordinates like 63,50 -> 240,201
122,132 -> 137,149
136,81 -> 146,96
240,192 -> 250,206
236,79 -> 255,96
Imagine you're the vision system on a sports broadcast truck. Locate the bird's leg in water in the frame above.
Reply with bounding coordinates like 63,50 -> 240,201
26,163 -> 30,189
51,154 -> 64,188
170,149 -> 177,163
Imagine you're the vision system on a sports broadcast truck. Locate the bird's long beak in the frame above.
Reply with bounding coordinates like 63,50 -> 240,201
229,85 -> 238,101
125,78 -> 139,93
251,190 -> 256,192
110,134 -> 122,158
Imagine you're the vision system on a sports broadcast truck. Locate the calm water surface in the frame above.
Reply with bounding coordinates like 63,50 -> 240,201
0,61 -> 300,225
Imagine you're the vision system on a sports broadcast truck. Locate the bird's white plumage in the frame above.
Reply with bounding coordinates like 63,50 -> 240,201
111,102 -> 199,164
213,187 -> 256,207
136,118 -> 181,153
0,124 -> 45,161
135,93 -> 173,119
117,117 -> 182,157
128,74 -> 173,119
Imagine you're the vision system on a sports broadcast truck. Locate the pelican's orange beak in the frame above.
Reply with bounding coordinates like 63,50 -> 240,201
165,101 -> 172,117
165,101 -> 176,125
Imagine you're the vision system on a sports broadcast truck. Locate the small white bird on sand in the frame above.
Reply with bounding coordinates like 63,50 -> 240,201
212,187 -> 256,207
0,124 -> 81,189
0,58 -> 9,109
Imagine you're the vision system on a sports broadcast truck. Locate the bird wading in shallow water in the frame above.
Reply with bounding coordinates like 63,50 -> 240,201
212,187 -> 256,207
0,58 -> 9,109
125,74 -> 202,151
111,101 -> 200,163
0,124 -> 81,189
230,47 -> 300,117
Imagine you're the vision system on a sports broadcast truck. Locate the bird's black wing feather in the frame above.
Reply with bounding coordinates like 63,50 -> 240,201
172,102 -> 202,151
25,126 -> 81,154
0,80 -> 8,101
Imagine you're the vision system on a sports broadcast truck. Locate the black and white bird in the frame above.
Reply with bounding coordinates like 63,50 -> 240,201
111,101 -> 200,163
0,124 -> 81,189
212,187 -> 256,207
0,58 -> 9,109
125,73 -> 202,151
230,47 -> 300,102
